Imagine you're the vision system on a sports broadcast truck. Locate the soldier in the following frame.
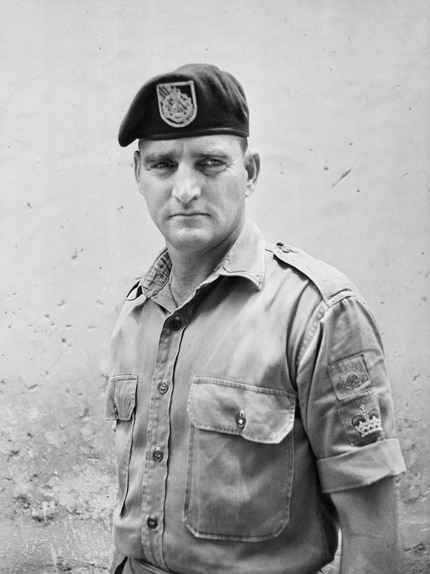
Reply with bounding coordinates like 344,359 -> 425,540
107,63 -> 405,574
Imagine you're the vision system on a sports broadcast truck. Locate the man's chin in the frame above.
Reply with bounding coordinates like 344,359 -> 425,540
167,230 -> 213,253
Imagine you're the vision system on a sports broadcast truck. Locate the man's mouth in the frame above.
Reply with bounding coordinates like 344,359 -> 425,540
171,212 -> 207,218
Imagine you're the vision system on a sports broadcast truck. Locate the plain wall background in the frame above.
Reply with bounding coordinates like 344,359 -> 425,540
1,0 -> 429,564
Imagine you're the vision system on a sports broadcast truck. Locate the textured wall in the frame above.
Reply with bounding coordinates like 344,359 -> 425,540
1,1 -> 429,571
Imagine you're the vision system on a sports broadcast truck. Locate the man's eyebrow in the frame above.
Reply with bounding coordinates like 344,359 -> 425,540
142,152 -> 174,164
141,148 -> 233,164
193,148 -> 231,159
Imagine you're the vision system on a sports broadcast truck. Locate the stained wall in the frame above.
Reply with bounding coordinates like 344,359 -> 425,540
1,1 -> 429,570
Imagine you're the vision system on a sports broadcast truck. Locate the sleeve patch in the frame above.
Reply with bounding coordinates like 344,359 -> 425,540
337,394 -> 384,446
328,353 -> 372,401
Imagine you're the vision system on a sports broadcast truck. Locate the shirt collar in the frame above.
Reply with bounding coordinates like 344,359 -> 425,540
216,219 -> 265,289
141,219 -> 266,299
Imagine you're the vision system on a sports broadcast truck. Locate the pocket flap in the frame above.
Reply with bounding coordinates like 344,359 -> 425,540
187,377 -> 296,444
106,375 -> 138,421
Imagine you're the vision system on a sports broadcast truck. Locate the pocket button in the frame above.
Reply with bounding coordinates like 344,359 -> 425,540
236,410 -> 246,429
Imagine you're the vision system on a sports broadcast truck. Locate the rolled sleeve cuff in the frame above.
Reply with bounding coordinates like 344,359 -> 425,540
316,438 -> 406,493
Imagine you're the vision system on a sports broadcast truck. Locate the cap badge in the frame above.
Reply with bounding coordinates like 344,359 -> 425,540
156,81 -> 197,128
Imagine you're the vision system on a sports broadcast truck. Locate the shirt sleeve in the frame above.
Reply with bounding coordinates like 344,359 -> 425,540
296,293 -> 406,493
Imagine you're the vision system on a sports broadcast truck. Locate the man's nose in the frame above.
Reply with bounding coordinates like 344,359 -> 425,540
171,168 -> 201,204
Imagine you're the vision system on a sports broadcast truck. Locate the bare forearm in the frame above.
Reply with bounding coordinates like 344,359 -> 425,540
331,477 -> 404,574
339,533 -> 404,574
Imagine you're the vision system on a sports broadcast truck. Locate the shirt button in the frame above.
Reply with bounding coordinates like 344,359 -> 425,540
158,380 -> 169,395
170,317 -> 182,331
152,447 -> 164,463
147,516 -> 158,530
236,410 -> 246,429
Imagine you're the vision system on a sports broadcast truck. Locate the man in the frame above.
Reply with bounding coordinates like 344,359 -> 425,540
107,63 -> 406,574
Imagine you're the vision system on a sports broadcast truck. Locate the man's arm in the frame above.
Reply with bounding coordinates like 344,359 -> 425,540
330,476 -> 404,574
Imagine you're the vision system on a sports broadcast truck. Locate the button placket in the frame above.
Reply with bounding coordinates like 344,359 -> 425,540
141,309 -> 190,568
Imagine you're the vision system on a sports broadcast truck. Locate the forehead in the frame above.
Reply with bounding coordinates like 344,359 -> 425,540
138,134 -> 243,157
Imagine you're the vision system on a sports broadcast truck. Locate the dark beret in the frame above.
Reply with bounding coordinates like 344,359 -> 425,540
118,63 -> 249,147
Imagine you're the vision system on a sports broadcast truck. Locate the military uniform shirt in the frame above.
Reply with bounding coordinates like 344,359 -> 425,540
106,220 -> 405,574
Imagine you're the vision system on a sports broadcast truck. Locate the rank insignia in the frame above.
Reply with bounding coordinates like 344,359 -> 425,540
328,354 -> 372,400
352,403 -> 383,438
156,81 -> 197,128
338,394 -> 384,446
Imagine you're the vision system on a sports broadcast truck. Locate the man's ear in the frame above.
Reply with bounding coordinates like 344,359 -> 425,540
134,150 -> 142,187
244,150 -> 260,197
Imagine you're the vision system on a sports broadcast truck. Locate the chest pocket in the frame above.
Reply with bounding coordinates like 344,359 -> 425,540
106,374 -> 138,515
184,377 -> 296,541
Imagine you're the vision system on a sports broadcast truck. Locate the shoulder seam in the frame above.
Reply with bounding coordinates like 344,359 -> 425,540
266,241 -> 354,305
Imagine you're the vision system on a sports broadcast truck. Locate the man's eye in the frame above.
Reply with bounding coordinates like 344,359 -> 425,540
153,161 -> 174,169
200,158 -> 225,169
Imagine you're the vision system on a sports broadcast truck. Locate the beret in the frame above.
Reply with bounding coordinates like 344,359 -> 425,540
118,63 -> 249,146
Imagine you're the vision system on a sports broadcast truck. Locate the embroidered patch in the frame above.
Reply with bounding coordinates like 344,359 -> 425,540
156,81 -> 197,128
352,403 -> 383,438
328,354 -> 371,401
338,394 -> 384,446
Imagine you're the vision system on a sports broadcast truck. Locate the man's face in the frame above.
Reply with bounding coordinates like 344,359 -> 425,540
134,135 -> 258,256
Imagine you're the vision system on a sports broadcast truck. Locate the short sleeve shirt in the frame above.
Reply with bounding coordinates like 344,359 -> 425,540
107,220 -> 405,574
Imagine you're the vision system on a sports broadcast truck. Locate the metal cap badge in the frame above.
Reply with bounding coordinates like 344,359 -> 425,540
156,81 -> 197,128
118,63 -> 249,146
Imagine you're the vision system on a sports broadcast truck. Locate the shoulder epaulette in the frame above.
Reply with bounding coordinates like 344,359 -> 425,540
269,241 -> 354,304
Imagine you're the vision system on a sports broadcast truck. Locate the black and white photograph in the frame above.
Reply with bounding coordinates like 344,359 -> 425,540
1,2 -> 429,573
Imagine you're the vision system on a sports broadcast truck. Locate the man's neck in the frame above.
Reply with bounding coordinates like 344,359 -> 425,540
166,231 -> 241,306
166,249 -> 222,307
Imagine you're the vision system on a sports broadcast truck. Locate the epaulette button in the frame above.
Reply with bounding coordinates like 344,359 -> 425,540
276,241 -> 291,254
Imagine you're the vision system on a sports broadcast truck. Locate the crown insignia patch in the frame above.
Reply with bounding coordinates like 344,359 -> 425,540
338,394 -> 384,446
352,403 -> 383,438
156,81 -> 197,128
